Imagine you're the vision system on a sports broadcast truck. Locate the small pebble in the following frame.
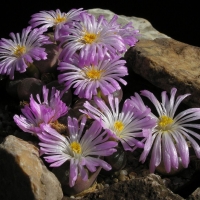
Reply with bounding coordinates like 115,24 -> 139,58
104,184 -> 109,187
104,178 -> 111,184
142,170 -> 150,176
114,171 -> 119,176
113,178 -> 118,183
97,183 -> 104,190
125,176 -> 129,180
129,172 -> 137,179
120,169 -> 128,176
118,174 -> 126,181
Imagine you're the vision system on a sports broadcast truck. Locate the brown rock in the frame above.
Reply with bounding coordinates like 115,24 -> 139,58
125,38 -> 200,107
34,43 -> 62,74
0,135 -> 63,200
17,77 -> 44,101
187,187 -> 200,200
62,174 -> 183,200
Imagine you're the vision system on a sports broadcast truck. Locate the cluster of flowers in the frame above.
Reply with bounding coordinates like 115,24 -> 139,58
1,8 -> 200,188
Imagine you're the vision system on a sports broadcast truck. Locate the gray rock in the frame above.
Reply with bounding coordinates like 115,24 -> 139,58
88,8 -> 169,40
0,135 -> 63,200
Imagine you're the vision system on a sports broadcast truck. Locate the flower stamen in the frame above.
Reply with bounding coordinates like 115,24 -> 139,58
14,45 -> 26,57
85,67 -> 103,80
158,116 -> 173,131
70,141 -> 82,154
114,121 -> 124,134
53,14 -> 66,24
82,32 -> 97,44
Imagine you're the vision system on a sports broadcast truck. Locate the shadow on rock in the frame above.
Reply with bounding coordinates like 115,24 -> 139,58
0,148 -> 35,200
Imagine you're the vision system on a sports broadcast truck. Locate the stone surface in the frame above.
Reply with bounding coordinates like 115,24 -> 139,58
34,43 -> 62,74
89,8 -> 200,108
125,38 -> 200,108
62,174 -> 183,200
0,135 -> 63,200
88,8 -> 170,40
17,77 -> 44,101
187,187 -> 200,200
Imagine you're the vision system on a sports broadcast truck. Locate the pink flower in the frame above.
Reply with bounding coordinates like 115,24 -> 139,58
59,12 -> 127,66
81,94 -> 156,151
0,26 -> 50,79
98,14 -> 139,47
38,116 -> 117,187
29,8 -> 84,40
58,54 -> 128,100
136,88 -> 200,173
13,86 -> 68,136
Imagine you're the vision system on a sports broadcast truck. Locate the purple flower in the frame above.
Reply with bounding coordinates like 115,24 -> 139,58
98,14 -> 139,47
29,8 -> 84,40
58,54 -> 128,100
59,12 -> 127,66
38,116 -> 117,187
81,94 -> 156,151
137,88 -> 200,173
0,26 -> 50,79
13,86 -> 68,136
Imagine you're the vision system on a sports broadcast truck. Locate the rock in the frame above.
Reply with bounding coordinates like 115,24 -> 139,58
17,77 -> 44,101
88,9 -> 200,108
88,8 -> 169,40
125,38 -> 200,107
62,174 -> 183,200
0,135 -> 63,200
6,72 -> 29,99
187,187 -> 200,200
34,43 -> 62,74
6,78 -> 23,99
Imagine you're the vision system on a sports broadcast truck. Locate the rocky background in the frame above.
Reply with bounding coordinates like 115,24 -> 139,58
1,2 -> 200,200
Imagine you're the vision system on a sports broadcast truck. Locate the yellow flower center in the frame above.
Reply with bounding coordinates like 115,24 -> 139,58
114,121 -> 124,133
82,32 -> 97,44
14,45 -> 26,57
70,141 -> 82,154
85,67 -> 103,80
158,116 -> 173,131
54,14 -> 66,24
